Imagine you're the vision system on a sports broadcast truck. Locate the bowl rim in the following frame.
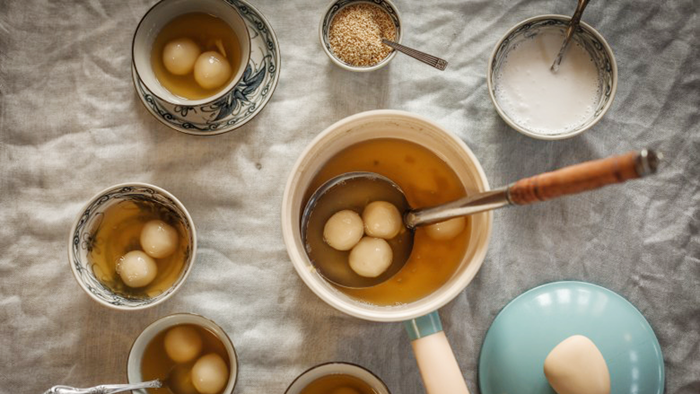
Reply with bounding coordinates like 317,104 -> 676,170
126,312 -> 240,394
283,361 -> 392,394
281,109 -> 493,322
131,0 -> 252,107
318,0 -> 402,72
486,14 -> 618,141
67,182 -> 198,311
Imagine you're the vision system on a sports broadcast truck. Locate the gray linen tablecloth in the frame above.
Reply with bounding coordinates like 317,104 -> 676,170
1,0 -> 698,393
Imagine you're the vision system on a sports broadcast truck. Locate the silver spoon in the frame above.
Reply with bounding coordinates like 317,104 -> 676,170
44,380 -> 161,394
551,0 -> 591,72
381,39 -> 448,70
302,149 -> 660,288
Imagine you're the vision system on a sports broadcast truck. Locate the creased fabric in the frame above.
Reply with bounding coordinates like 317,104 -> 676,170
0,0 -> 698,393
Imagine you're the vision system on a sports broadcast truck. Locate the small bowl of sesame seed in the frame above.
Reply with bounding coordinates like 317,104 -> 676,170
319,0 -> 402,72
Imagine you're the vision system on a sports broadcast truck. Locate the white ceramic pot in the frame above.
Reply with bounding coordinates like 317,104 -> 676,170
127,313 -> 239,394
281,110 -> 493,394
282,110 -> 492,322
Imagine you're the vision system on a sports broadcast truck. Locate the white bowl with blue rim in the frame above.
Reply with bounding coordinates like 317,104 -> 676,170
67,183 -> 197,310
132,0 -> 280,135
487,15 -> 617,140
319,0 -> 402,72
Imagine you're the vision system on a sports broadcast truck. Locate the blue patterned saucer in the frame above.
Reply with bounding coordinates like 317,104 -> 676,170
132,0 -> 280,136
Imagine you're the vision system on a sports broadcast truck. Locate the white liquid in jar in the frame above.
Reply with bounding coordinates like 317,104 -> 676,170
495,31 -> 601,135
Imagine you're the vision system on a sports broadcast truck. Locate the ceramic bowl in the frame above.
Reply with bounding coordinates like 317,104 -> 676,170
285,362 -> 391,394
281,110 -> 493,322
68,183 -> 197,310
487,15 -> 617,140
132,0 -> 251,131
127,313 -> 239,394
319,0 -> 402,72
132,0 -> 280,136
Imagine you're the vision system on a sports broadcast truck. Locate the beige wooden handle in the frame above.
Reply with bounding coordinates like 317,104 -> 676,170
405,312 -> 470,394
412,332 -> 470,394
508,150 -> 659,205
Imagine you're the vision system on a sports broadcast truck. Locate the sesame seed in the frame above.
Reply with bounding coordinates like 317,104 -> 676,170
328,4 -> 397,67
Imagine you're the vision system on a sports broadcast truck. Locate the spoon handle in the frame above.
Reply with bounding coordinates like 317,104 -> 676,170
381,39 -> 448,70
507,149 -> 660,205
44,380 -> 161,394
551,0 -> 590,72
405,149 -> 660,227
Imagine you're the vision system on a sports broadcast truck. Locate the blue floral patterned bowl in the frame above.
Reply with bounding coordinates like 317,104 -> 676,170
132,0 -> 281,135
319,0 -> 402,72
68,183 -> 197,310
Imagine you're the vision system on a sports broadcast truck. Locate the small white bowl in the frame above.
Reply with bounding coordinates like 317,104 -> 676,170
285,362 -> 391,394
487,15 -> 618,140
127,313 -> 239,394
319,0 -> 402,72
68,183 -> 197,310
281,110 -> 493,322
132,0 -> 251,107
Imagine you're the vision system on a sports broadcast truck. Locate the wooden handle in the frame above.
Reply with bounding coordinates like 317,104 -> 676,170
405,312 -> 470,394
412,332 -> 470,394
508,150 -> 655,205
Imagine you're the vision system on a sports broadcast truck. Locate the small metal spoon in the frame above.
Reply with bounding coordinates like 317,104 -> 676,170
302,149 -> 660,288
381,39 -> 448,70
551,0 -> 591,72
43,380 -> 161,394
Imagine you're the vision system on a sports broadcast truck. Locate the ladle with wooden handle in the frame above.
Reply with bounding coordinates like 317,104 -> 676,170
302,149 -> 661,289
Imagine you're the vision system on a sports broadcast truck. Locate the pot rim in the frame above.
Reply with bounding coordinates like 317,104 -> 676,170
281,109 -> 493,322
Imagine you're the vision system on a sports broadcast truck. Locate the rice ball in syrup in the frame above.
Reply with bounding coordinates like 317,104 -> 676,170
150,13 -> 241,100
87,200 -> 188,299
141,324 -> 231,394
303,139 -> 472,305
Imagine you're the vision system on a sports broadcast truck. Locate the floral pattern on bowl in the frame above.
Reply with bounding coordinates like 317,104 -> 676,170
68,184 -> 196,310
133,0 -> 280,136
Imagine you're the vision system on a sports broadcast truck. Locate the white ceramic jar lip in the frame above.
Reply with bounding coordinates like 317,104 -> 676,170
67,182 -> 197,311
131,0 -> 252,107
281,110 -> 493,323
487,14 -> 618,140
284,362 -> 391,394
127,313 -> 239,394
319,0 -> 402,72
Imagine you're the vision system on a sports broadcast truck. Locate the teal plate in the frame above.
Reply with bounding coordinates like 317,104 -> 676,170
478,281 -> 664,394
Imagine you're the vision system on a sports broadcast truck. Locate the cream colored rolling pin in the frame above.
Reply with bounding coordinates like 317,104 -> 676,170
404,312 -> 470,394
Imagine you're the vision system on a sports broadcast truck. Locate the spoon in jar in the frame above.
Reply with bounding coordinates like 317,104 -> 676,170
381,39 -> 448,70
43,380 -> 161,394
302,149 -> 661,289
551,0 -> 591,72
